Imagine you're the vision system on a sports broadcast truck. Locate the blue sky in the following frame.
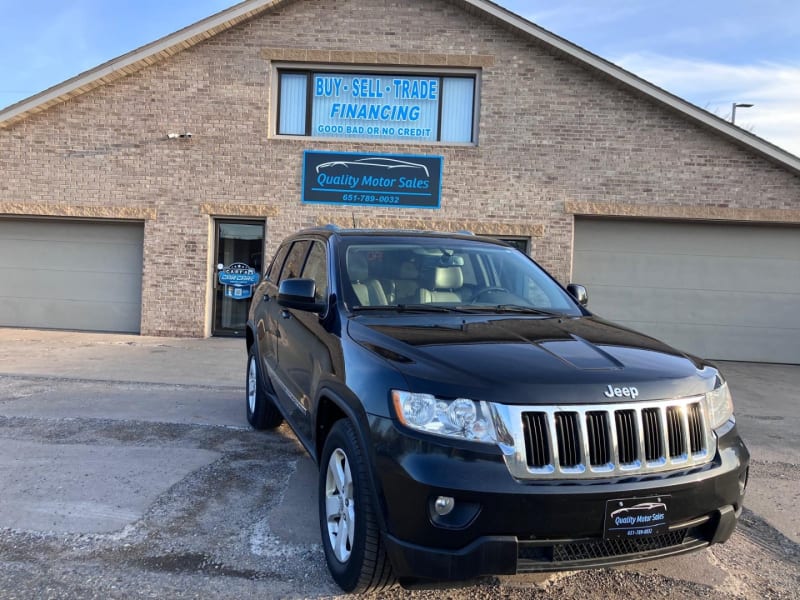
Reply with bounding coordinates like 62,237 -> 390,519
1,0 -> 798,156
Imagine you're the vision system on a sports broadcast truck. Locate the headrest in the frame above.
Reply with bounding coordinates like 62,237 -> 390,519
348,253 -> 369,282
430,266 -> 463,290
399,261 -> 418,279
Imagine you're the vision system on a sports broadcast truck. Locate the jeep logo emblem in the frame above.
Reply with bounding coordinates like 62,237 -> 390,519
604,385 -> 639,399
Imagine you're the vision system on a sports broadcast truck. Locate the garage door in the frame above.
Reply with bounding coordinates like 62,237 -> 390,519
573,219 -> 800,364
0,219 -> 144,333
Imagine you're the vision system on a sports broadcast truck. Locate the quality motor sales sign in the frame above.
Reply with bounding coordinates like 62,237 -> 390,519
302,151 -> 443,209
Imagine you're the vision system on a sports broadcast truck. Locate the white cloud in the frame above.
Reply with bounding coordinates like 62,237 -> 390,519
615,53 -> 800,158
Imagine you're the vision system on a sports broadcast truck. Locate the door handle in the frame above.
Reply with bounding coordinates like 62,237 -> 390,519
263,293 -> 271,303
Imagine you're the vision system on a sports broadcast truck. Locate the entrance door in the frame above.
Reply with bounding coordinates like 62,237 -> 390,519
213,220 -> 265,337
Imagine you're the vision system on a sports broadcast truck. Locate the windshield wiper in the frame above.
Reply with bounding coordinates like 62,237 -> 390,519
353,304 -> 558,316
396,304 -> 471,313
485,304 -> 561,316
351,304 -> 469,313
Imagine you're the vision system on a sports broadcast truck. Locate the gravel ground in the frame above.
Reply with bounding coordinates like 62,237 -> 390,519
0,376 -> 797,599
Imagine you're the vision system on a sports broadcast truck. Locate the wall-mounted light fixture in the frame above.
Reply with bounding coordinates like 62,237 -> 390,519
166,132 -> 193,139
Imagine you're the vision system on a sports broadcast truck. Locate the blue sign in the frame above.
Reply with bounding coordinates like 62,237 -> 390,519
302,151 -> 443,209
219,263 -> 260,301
312,74 -> 440,142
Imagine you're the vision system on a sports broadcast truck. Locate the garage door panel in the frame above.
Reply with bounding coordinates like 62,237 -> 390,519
0,239 -> 144,272
0,219 -> 143,333
2,269 -> 143,304
589,285 -> 798,330
575,252 -> 800,294
574,219 -> 800,363
3,297 -> 141,333
617,321 -> 798,365
0,220 -> 143,244
577,219 -> 799,259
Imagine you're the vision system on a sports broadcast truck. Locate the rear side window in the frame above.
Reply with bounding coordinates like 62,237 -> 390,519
267,244 -> 291,281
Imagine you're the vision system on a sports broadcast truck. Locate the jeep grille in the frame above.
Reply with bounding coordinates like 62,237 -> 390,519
497,396 -> 713,480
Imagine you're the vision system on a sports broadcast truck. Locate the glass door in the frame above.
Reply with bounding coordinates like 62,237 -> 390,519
213,220 -> 265,337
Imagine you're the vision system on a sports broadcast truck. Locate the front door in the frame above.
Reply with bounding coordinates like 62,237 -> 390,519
213,220 -> 264,337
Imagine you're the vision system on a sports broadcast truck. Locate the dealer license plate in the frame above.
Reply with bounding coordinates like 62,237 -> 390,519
604,496 -> 670,539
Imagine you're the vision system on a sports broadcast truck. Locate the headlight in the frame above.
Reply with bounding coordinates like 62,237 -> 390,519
706,380 -> 734,429
391,390 -> 499,444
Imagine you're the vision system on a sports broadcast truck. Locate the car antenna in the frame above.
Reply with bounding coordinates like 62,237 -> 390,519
352,212 -> 357,229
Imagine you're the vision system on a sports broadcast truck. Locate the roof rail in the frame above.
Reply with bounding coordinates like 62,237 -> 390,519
454,229 -> 475,236
321,223 -> 341,231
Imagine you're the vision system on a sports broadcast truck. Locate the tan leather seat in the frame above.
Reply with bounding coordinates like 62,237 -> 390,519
418,266 -> 463,303
348,253 -> 387,306
393,261 -> 419,304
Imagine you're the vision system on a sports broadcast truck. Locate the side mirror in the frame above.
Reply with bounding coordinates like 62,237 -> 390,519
278,278 -> 326,313
567,283 -> 588,307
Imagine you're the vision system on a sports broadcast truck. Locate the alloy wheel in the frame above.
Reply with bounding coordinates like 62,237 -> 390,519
324,448 -> 355,562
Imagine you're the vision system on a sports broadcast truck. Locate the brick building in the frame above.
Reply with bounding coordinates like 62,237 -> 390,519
1,0 -> 798,363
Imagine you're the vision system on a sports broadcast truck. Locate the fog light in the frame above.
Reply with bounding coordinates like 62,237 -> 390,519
434,496 -> 455,516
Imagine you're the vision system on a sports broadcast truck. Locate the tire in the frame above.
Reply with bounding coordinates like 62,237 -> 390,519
319,419 -> 395,593
246,346 -> 283,430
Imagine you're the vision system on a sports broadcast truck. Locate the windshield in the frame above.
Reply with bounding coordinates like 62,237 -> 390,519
338,236 -> 582,316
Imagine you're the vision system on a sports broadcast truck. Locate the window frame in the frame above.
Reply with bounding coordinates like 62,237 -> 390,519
273,63 -> 481,145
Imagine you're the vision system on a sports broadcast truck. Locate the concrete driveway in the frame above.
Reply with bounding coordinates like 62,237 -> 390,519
0,328 -> 797,598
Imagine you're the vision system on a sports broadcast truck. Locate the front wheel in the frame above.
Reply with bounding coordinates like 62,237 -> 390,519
319,419 -> 395,593
245,347 -> 283,430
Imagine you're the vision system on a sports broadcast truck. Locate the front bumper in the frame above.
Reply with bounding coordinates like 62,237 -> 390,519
368,416 -> 749,581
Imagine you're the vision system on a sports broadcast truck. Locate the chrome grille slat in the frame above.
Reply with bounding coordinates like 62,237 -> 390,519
556,412 -> 580,467
635,407 -> 648,469
496,396 -> 715,481
688,403 -> 704,454
523,412 -> 549,468
586,411 -> 609,466
616,409 -> 637,466
667,406 -> 686,461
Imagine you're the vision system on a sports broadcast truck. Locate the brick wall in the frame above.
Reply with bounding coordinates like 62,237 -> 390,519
1,0 -> 799,336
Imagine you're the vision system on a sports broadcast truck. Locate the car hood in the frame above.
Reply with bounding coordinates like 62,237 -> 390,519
347,314 -> 718,405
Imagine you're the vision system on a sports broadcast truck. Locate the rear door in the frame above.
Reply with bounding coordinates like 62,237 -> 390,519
266,240 -> 311,432
274,239 -> 331,443
252,241 -> 290,375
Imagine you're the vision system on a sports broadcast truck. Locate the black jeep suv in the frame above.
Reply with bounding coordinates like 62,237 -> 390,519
245,227 -> 749,593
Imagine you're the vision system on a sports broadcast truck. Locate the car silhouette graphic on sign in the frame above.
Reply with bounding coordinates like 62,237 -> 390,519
315,157 -> 430,177
610,501 -> 667,520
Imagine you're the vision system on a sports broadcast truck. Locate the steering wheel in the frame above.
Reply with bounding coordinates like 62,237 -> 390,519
472,287 -> 509,302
